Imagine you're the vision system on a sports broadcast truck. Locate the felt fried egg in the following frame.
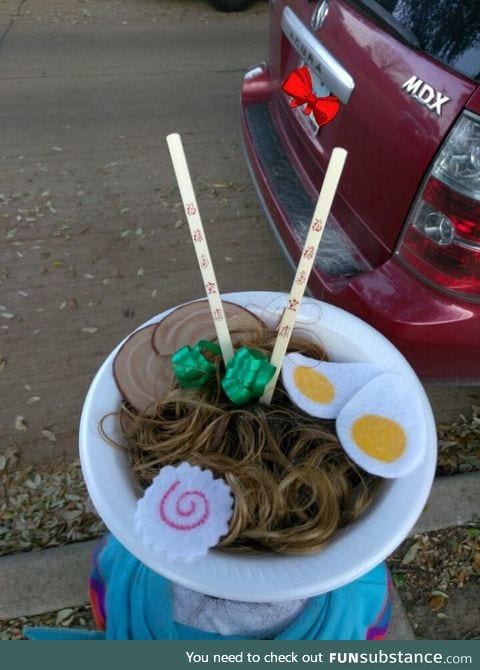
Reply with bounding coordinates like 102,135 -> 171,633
282,353 -> 381,419
336,373 -> 426,478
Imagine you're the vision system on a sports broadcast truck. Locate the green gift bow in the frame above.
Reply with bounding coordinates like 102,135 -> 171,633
171,341 -> 276,405
222,347 -> 276,405
171,340 -> 221,389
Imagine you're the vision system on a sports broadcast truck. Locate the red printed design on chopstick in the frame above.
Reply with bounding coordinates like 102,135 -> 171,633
205,282 -> 217,295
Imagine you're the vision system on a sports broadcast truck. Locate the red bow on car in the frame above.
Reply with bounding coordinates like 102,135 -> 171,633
282,66 -> 340,127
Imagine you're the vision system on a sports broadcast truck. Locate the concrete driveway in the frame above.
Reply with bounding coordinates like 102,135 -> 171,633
0,0 -> 291,463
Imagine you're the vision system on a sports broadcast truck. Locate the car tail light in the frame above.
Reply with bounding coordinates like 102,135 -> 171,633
396,111 -> 480,300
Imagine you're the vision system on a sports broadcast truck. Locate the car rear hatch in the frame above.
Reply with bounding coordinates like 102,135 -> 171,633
266,0 -> 478,278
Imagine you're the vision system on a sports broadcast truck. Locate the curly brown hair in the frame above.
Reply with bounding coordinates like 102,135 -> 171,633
104,322 -> 380,555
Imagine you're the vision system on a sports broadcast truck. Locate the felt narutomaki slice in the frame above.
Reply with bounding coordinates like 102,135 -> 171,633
282,353 -> 381,419
135,463 -> 234,560
336,373 -> 427,478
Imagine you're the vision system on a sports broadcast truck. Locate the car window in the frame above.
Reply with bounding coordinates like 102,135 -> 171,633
346,0 -> 480,83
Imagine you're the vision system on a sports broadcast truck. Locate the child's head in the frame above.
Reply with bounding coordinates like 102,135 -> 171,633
111,321 -> 380,555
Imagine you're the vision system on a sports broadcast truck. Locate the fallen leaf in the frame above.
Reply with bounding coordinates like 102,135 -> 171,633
41,429 -> 57,442
60,616 -> 74,627
429,594 -> 447,611
457,569 -> 467,587
391,572 -> 405,589
25,474 -> 42,489
55,609 -> 73,625
402,542 -> 419,565
14,416 -> 28,431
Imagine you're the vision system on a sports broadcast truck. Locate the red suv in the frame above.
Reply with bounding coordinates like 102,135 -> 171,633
240,0 -> 480,379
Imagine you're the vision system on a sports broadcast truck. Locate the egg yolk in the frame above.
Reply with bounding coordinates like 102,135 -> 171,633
293,366 -> 336,404
351,414 -> 406,462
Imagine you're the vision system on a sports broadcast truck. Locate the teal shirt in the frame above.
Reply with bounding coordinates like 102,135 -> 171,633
25,535 -> 391,640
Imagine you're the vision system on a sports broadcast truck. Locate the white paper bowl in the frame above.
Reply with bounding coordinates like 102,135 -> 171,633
79,291 -> 437,602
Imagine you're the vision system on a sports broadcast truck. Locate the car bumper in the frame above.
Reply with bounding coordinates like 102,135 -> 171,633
240,67 -> 480,379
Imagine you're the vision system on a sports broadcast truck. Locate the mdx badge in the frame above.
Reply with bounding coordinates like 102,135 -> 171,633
401,75 -> 450,116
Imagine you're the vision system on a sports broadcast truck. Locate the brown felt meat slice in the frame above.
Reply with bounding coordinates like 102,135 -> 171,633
113,323 -> 171,416
114,300 -> 265,414
151,299 -> 264,355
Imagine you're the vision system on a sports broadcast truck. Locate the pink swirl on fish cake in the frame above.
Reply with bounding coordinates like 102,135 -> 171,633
159,480 -> 210,531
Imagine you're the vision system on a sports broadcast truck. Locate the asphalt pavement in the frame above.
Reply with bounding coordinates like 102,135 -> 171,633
1,0 -> 477,467
0,0 -> 289,465
1,0 -> 479,640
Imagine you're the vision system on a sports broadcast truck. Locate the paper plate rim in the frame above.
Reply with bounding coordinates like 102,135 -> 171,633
79,291 -> 437,602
